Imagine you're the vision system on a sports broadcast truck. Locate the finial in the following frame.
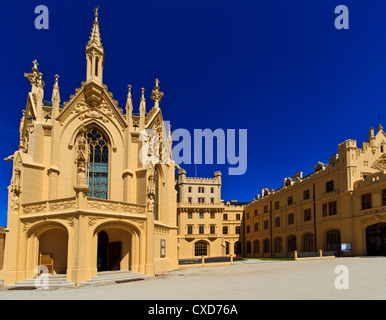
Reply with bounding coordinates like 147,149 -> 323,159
150,78 -> 164,104
128,84 -> 132,93
32,59 -> 39,71
93,6 -> 99,22
141,88 -> 145,98
53,74 -> 59,88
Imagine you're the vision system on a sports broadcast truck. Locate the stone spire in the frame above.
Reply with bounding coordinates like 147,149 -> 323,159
51,74 -> 60,118
139,88 -> 146,130
125,85 -> 133,119
86,6 -> 103,51
85,7 -> 104,104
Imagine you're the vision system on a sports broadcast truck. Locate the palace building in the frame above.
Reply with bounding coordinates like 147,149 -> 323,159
176,169 -> 244,259
2,8 -> 386,289
244,125 -> 386,258
1,8 -> 179,287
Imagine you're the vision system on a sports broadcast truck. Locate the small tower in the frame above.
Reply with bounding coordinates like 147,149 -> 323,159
84,7 -> 104,105
86,6 -> 104,84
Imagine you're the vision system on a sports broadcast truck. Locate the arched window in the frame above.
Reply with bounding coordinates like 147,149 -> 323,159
154,166 -> 159,220
303,233 -> 314,252
95,57 -> 99,77
86,128 -> 109,199
254,240 -> 260,254
263,239 -> 270,254
326,229 -> 341,254
195,242 -> 208,256
287,235 -> 297,253
234,241 -> 242,255
246,241 -> 251,254
274,237 -> 282,253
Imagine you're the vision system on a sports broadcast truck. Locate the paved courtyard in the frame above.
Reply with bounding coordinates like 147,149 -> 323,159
0,257 -> 385,300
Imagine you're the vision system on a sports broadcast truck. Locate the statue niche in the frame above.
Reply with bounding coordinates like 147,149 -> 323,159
74,126 -> 90,193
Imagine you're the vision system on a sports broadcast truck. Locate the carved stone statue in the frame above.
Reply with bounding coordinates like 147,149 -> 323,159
75,126 -> 89,163
77,162 -> 87,185
147,194 -> 154,213
74,126 -> 90,193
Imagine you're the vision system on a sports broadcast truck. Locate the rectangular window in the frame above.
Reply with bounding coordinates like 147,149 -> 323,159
287,196 -> 293,206
275,201 -> 280,210
188,186 -> 192,193
187,225 -> 193,234
288,213 -> 294,225
246,212 -> 250,219
275,217 -> 280,227
246,225 -> 250,233
210,225 -> 215,234
322,203 -> 327,217
211,187 -> 214,193
254,223 -> 259,231
188,212 -> 192,219
199,212 -> 204,219
362,193 -> 372,210
304,208 -> 312,221
264,220 -> 269,230
210,198 -> 214,203
188,197 -> 192,203
223,214 -> 228,221
264,205 -> 268,213
210,212 -> 215,219
303,189 -> 310,200
236,214 -> 241,220
328,201 -> 337,215
326,180 -> 334,193
254,209 -> 258,216
199,225 -> 204,234
223,226 -> 228,234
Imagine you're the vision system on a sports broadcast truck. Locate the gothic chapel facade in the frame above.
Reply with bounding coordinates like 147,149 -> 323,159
1,9 -> 178,286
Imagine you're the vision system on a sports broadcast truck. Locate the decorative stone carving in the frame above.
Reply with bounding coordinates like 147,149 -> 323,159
146,165 -> 155,214
371,153 -> 386,171
88,216 -> 105,227
66,217 -> 75,228
74,125 -> 90,194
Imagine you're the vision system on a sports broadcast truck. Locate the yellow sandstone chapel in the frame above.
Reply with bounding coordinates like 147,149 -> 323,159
1,8 -> 178,287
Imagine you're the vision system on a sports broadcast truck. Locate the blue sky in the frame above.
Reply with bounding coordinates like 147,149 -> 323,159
1,0 -> 386,226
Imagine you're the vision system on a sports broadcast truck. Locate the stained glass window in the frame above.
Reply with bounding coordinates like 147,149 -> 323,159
85,128 -> 109,199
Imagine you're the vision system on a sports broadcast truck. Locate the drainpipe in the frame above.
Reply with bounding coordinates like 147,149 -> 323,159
313,183 -> 317,251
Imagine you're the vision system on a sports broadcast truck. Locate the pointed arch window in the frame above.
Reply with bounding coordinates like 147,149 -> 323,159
85,128 -> 109,199
95,57 -> 99,77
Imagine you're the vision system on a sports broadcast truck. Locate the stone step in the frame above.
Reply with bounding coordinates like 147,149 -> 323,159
79,271 -> 149,286
6,274 -> 75,290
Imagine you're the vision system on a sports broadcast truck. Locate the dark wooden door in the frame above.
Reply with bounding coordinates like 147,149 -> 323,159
108,242 -> 121,270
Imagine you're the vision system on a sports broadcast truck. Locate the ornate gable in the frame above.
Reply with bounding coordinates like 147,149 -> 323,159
56,83 -> 127,130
